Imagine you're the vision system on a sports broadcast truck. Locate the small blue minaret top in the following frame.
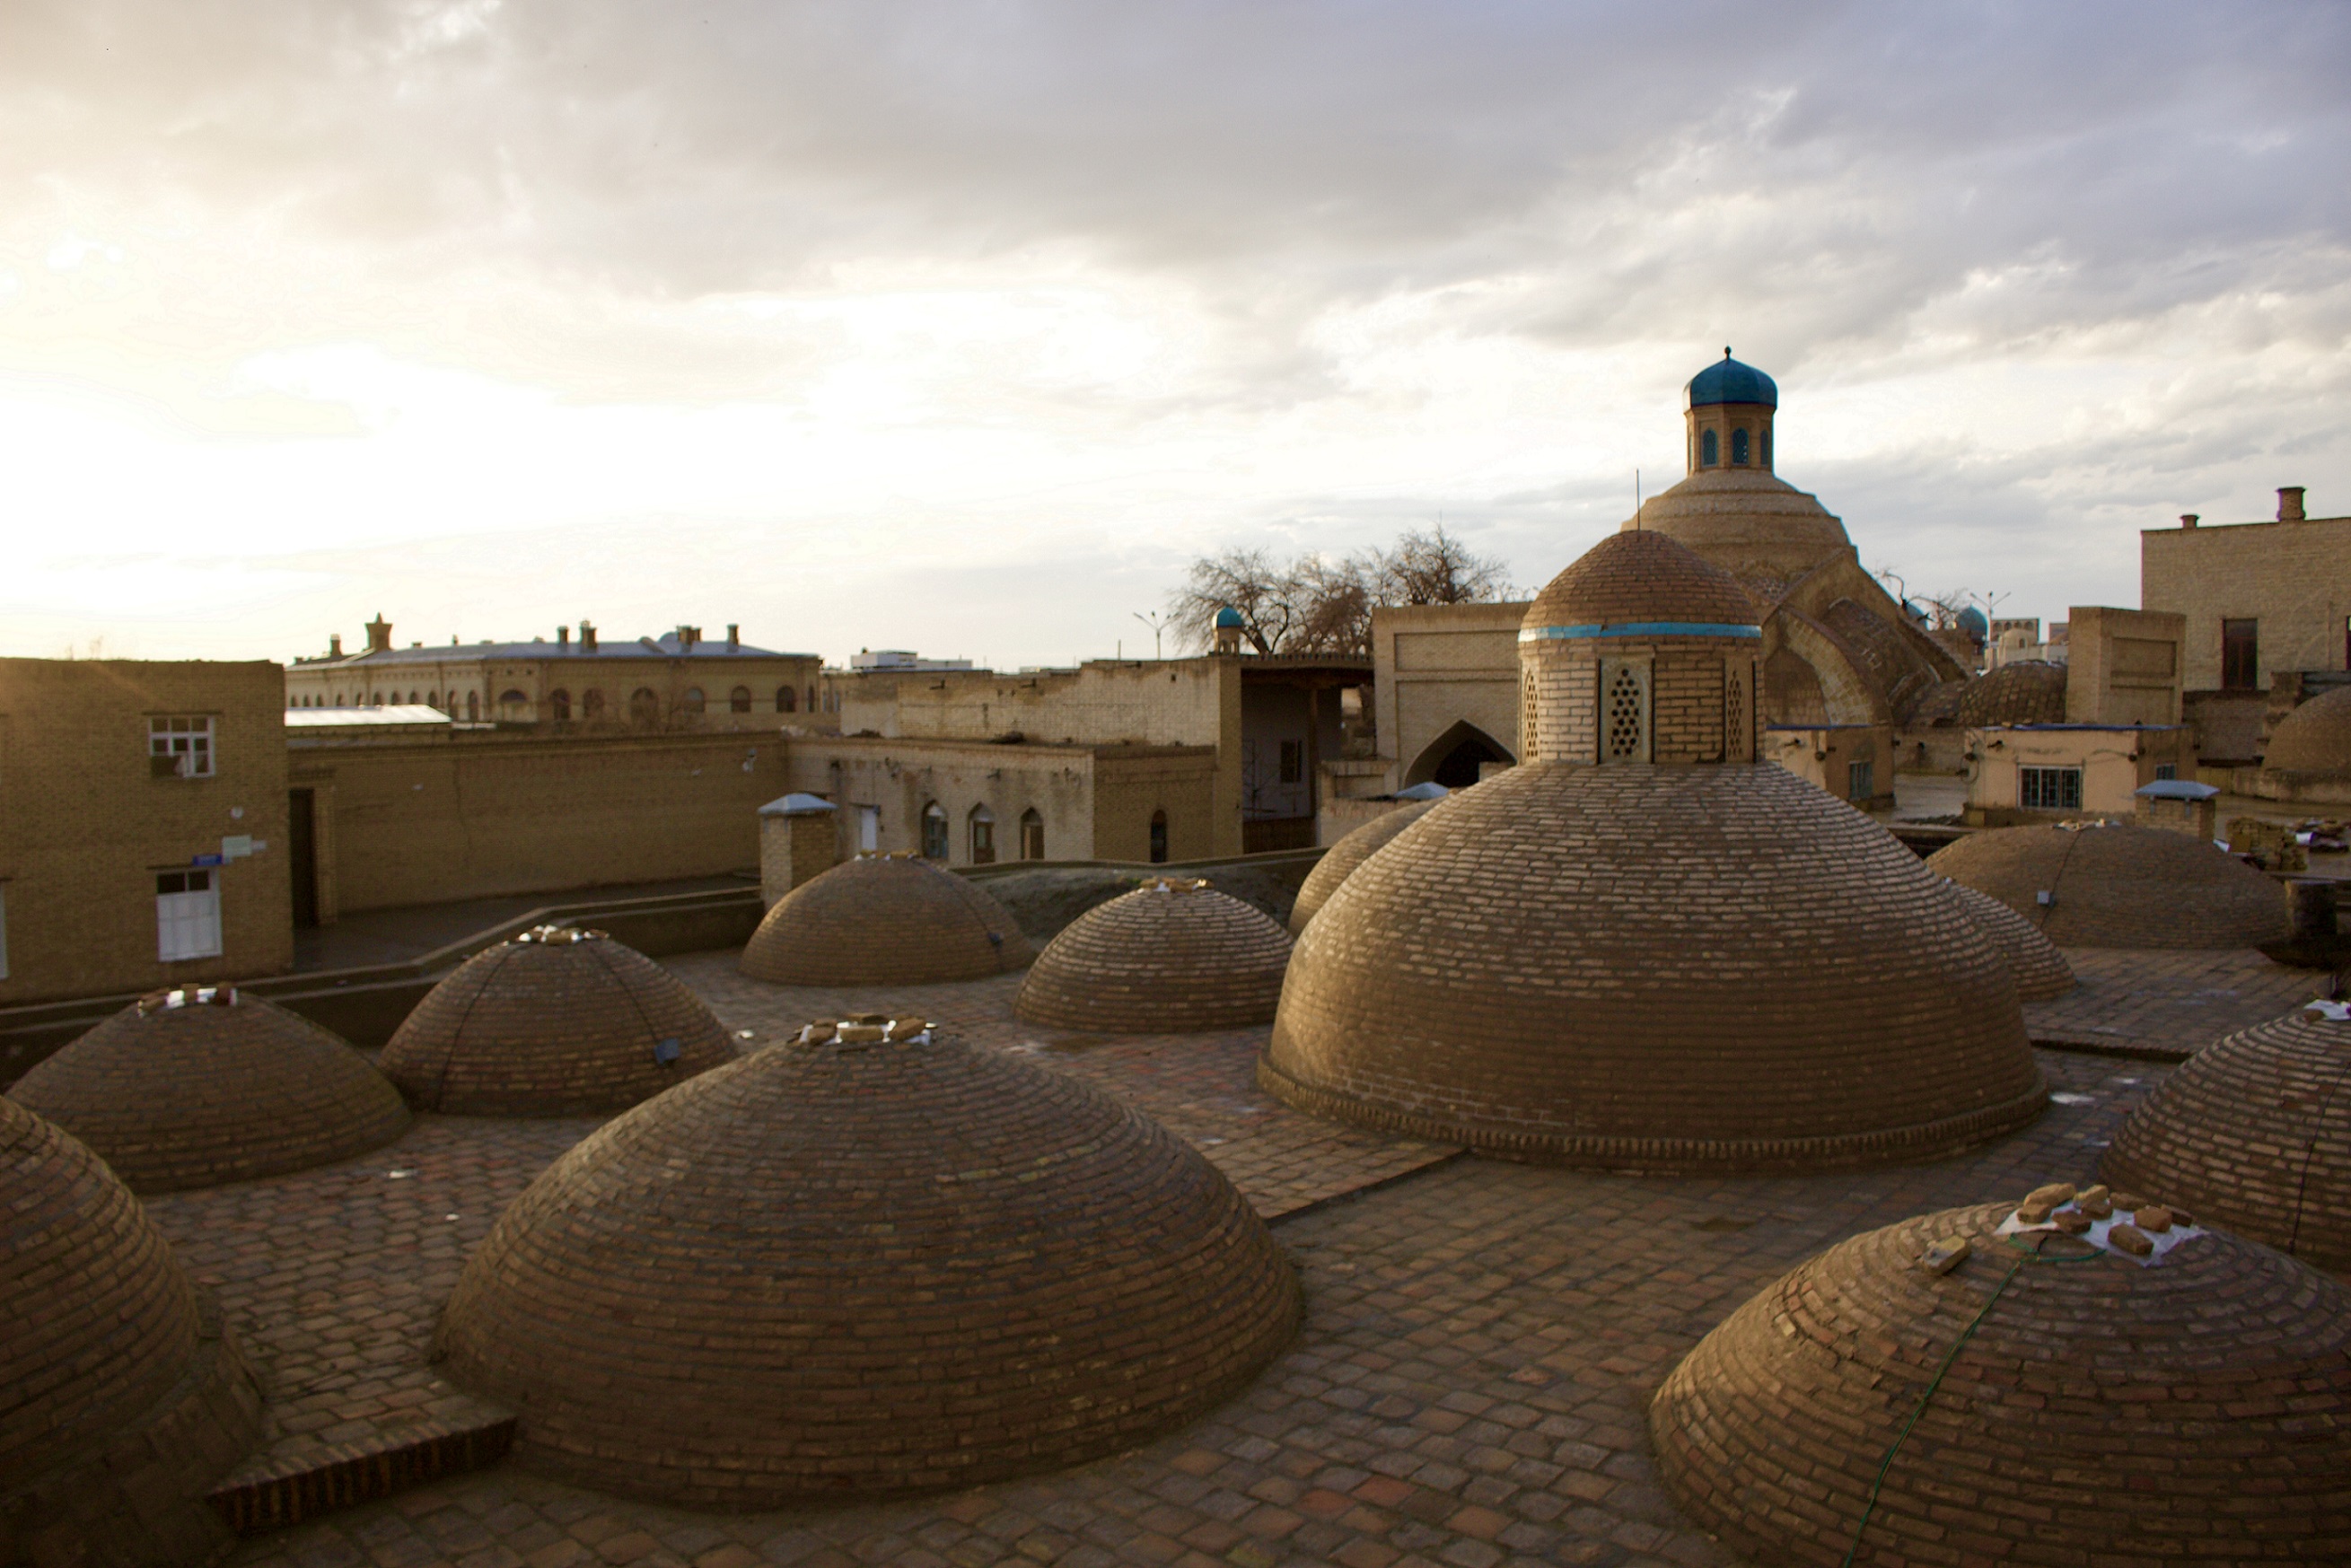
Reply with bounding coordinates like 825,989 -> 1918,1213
1685,348 -> 1778,410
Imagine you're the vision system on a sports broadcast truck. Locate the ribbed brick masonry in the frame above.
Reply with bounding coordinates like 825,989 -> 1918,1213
740,853 -> 1033,985
1017,882 -> 1294,1032
1927,821 -> 2288,950
1942,879 -> 2076,1001
1289,802 -> 1434,935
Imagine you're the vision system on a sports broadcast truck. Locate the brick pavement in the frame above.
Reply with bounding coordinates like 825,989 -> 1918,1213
220,1050 -> 2156,1568
2022,946 -> 2329,1058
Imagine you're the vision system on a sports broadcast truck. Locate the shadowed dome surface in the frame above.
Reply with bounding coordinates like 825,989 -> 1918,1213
1524,527 -> 1759,633
381,927 -> 733,1115
1952,659 -> 2067,727
1264,763 -> 2044,1172
433,1024 -> 1299,1507
1651,1196 -> 2351,1565
1618,469 -> 1853,586
10,987 -> 409,1193
741,853 -> 1032,985
1289,801 -> 1437,934
1015,881 -> 1294,1031
2104,1006 -> 2351,1269
0,1096 -> 263,1567
1926,822 -> 2287,949
2266,684 -> 2351,775
1685,353 -> 1777,408
1943,880 -> 2075,1001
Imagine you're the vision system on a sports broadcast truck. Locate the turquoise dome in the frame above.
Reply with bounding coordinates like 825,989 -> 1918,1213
1214,606 -> 1246,629
1685,351 -> 1777,409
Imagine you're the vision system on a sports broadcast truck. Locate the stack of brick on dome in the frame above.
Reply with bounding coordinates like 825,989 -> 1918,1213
2265,684 -> 2351,775
10,987 -> 409,1194
1651,1193 -> 2351,1565
740,852 -> 1033,985
1952,658 -> 2067,727
1264,529 -> 2044,1174
0,1096 -> 263,1567
2104,1006 -> 2351,1270
1942,879 -> 2075,1000
381,927 -> 733,1115
433,1021 -> 1298,1506
1926,821 -> 2288,950
1287,802 -> 1436,935
1015,880 -> 1294,1032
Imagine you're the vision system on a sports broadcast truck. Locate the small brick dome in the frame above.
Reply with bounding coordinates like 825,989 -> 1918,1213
1015,880 -> 1294,1031
2265,683 -> 2351,775
741,853 -> 1033,985
11,987 -> 409,1193
1652,1196 -> 2351,1565
2104,1006 -> 2351,1269
0,1096 -> 263,1566
1264,762 -> 2044,1171
1952,658 -> 2067,727
1926,821 -> 2287,949
434,1023 -> 1299,1506
1289,802 -> 1437,935
1522,528 -> 1760,635
1943,879 -> 2075,1001
382,927 -> 733,1115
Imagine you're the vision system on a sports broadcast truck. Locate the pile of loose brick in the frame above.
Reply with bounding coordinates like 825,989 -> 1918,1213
1017,881 -> 1294,1032
740,853 -> 1034,985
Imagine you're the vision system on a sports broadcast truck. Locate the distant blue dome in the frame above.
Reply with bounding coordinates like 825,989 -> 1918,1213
1685,351 -> 1778,409
1214,606 -> 1246,629
1956,606 -> 1989,644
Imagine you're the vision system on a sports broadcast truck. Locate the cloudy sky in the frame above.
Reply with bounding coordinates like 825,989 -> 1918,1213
3,2 -> 2345,668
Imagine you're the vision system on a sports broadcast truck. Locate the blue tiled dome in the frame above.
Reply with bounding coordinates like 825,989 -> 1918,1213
1214,605 -> 1246,629
1685,351 -> 1777,409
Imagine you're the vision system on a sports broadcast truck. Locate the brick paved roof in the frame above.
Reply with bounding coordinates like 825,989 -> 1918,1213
11,992 -> 409,1194
1522,529 -> 1760,635
2105,1006 -> 2351,1269
1927,821 -> 2289,949
1954,658 -> 2068,726
432,1029 -> 1299,1507
1264,761 -> 2045,1172
0,1095 -> 264,1564
1287,802 -> 1435,935
1943,879 -> 2077,1001
1015,883 -> 1294,1032
2265,683 -> 2351,775
380,930 -> 733,1115
740,854 -> 1033,985
1651,1197 -> 2351,1564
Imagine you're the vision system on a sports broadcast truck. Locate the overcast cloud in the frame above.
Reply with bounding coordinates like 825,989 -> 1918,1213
1,1 -> 2345,663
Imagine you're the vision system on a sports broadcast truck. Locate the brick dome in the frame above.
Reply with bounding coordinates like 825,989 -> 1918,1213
1263,763 -> 2044,1171
1522,528 -> 1760,635
2104,1006 -> 2351,1269
2265,683 -> 2351,775
11,987 -> 409,1194
1926,822 -> 2287,949
1015,881 -> 1294,1031
381,927 -> 733,1115
741,852 -> 1033,985
1652,1196 -> 2351,1565
1952,658 -> 2067,727
0,1096 -> 263,1566
1619,469 -> 1854,588
433,1023 -> 1299,1506
1943,880 -> 2075,1001
1289,802 -> 1437,935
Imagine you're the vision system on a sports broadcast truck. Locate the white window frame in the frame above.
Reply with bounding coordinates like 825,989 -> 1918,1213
156,869 -> 224,961
149,715 -> 215,779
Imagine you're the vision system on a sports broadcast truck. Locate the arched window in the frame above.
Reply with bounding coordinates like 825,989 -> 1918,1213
498,689 -> 528,709
1020,808 -> 1045,861
465,691 -> 479,722
408,690 -> 420,705
682,687 -> 706,714
583,688 -> 605,720
550,689 -> 572,722
1731,427 -> 1750,466
628,688 -> 659,725
370,691 -> 382,706
921,802 -> 949,861
776,685 -> 797,714
1699,429 -> 1719,468
968,804 -> 996,865
729,686 -> 751,714
1149,810 -> 1169,864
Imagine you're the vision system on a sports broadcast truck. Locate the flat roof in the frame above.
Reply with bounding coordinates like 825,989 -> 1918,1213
285,705 -> 452,728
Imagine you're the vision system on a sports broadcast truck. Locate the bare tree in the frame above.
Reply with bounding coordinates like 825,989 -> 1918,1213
1168,547 -> 1309,655
1169,526 -> 1513,659
1372,526 -> 1512,606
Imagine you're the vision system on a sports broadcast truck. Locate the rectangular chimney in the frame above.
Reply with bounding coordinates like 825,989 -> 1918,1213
580,621 -> 597,654
557,625 -> 569,650
726,623 -> 740,651
2278,486 -> 2307,522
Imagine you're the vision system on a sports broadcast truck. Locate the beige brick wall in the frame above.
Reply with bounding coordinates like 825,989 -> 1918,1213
1964,724 -> 2190,819
2142,512 -> 2351,690
0,659 -> 294,1003
2065,606 -> 2184,726
287,645 -> 821,731
1525,638 -> 1759,765
1372,603 -> 1527,783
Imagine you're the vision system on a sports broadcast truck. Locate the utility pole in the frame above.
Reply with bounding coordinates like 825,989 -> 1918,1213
1132,611 -> 1168,661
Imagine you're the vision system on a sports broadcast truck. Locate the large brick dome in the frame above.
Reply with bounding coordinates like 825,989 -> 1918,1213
11,988 -> 409,1193
1290,802 -> 1436,934
741,852 -> 1033,985
1015,881 -> 1294,1031
1953,658 -> 2067,726
1619,468 -> 1854,587
1943,879 -> 2075,1000
2104,1006 -> 2351,1269
1652,1196 -> 2351,1564
1926,821 -> 2287,949
2265,683 -> 2351,775
434,1023 -> 1298,1506
0,1096 -> 263,1566
381,927 -> 733,1115
1525,526 -> 1761,634
1264,762 -> 2044,1171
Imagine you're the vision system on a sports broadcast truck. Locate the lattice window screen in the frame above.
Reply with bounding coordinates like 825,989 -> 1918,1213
1601,661 -> 1648,763
1521,670 -> 1540,759
1724,661 -> 1748,761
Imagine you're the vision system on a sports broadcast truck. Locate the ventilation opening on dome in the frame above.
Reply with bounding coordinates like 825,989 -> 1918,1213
1601,661 -> 1650,763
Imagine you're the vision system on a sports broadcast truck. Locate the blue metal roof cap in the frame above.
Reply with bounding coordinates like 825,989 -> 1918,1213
1684,350 -> 1778,409
2135,779 -> 2220,801
1214,605 -> 1246,628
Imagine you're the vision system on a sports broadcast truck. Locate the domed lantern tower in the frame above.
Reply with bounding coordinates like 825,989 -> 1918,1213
1683,348 -> 1776,476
